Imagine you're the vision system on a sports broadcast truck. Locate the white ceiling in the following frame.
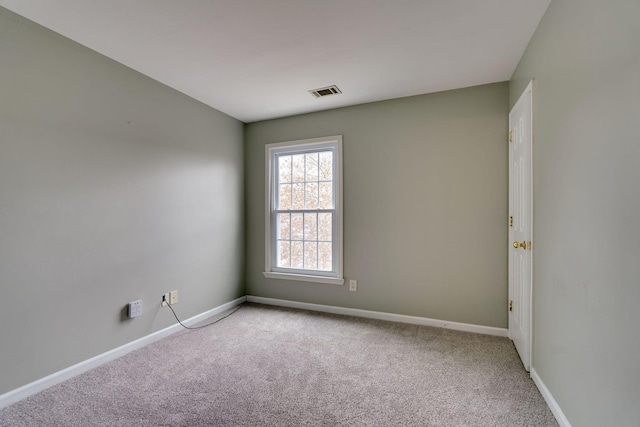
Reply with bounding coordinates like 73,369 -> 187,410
0,0 -> 551,123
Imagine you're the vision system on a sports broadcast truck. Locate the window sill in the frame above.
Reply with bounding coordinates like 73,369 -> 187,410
263,272 -> 345,286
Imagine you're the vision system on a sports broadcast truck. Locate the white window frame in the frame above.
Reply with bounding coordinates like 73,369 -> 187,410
263,135 -> 344,285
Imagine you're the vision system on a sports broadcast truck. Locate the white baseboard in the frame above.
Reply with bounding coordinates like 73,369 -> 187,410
531,368 -> 572,427
0,296 -> 247,410
246,296 -> 508,337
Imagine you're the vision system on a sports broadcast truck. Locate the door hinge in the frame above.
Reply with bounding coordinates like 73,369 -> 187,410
509,300 -> 513,312
509,131 -> 513,142
509,216 -> 513,227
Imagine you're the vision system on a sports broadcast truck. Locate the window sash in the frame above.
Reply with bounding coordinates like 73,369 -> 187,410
274,149 -> 335,211
271,148 -> 337,276
270,208 -> 337,276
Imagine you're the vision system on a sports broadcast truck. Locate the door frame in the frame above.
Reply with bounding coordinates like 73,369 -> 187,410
508,79 -> 534,371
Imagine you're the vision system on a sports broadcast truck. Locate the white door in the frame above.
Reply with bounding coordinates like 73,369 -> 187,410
509,81 -> 533,371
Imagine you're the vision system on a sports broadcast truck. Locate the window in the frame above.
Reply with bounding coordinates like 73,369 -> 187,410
264,135 -> 344,285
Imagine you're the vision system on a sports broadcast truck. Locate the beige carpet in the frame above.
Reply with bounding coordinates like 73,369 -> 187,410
0,303 -> 557,426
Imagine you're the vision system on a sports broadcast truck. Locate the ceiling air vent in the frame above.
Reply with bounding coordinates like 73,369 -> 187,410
309,85 -> 342,98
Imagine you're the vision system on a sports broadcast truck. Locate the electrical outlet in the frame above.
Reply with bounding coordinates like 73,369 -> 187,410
161,290 -> 178,306
349,280 -> 357,292
128,300 -> 142,318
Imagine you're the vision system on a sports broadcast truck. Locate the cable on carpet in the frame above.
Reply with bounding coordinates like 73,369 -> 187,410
164,300 -> 242,330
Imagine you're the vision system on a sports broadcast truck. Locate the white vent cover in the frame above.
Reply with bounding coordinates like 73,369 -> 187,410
309,85 -> 342,98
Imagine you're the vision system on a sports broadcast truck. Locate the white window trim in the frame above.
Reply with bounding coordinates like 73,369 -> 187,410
263,135 -> 344,285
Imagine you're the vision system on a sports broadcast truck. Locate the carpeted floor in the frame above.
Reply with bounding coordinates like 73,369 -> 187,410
0,303 -> 557,426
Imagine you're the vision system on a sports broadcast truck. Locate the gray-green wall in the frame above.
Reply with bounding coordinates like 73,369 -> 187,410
245,83 -> 509,328
510,0 -> 640,425
0,8 -> 244,395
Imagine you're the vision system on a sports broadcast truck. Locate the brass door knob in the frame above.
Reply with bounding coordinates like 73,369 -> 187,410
513,241 -> 526,249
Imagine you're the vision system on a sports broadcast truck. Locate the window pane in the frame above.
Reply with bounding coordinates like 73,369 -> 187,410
278,184 -> 291,210
291,183 -> 305,210
318,213 -> 332,241
277,213 -> 290,240
291,213 -> 303,240
291,241 -> 304,269
319,182 -> 333,209
305,152 -> 319,181
278,241 -> 290,268
292,154 -> 305,182
319,151 -> 333,181
303,213 -> 317,240
304,242 -> 317,270
305,182 -> 318,209
318,242 -> 332,271
278,155 -> 291,183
